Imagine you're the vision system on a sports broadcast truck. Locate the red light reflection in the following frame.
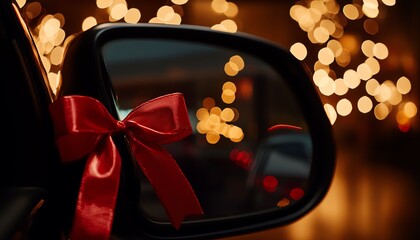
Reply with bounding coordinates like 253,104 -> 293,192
290,187 -> 304,200
263,176 -> 278,193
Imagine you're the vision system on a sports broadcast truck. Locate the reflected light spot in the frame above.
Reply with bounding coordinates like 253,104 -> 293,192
224,62 -> 239,76
228,126 -> 243,139
337,99 -> 352,116
358,96 -> 373,113
404,102 -> 417,118
82,16 -> 97,31
206,131 -> 220,144
210,107 -> 222,116
313,69 -> 329,86
221,108 -> 235,122
222,90 -> 236,104
230,55 -> 244,71
290,188 -> 304,201
124,8 -> 141,23
290,42 -> 307,61
223,81 -> 237,93
263,176 -> 278,193
397,76 -> 411,94
324,104 -> 337,125
203,97 -> 215,109
277,198 -> 290,208
374,103 -> 389,120
373,42 -> 389,60
196,108 -> 209,121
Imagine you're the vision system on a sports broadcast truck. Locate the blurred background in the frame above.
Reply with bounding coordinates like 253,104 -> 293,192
16,0 -> 419,239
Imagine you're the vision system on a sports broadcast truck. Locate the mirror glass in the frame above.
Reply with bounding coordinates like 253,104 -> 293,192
102,39 -> 312,222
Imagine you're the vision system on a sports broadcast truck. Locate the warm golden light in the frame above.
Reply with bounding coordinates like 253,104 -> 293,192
318,47 -> 335,65
403,102 -> 418,118
82,16 -> 97,31
224,2 -> 239,17
221,108 -> 235,122
358,96 -> 373,113
196,108 -> 209,121
206,131 -> 220,144
50,46 -> 64,65
222,81 -> 237,93
313,27 -> 330,43
374,103 -> 389,120
203,97 -> 215,109
124,8 -> 141,23
230,55 -> 244,70
343,4 -> 359,20
324,104 -> 337,125
363,19 -> 379,35
327,39 -> 342,57
110,3 -> 128,21
337,98 -> 353,116
382,0 -> 396,6
396,76 -> 411,94
357,63 -> 372,80
224,62 -> 239,76
290,42 -> 307,61
222,89 -> 236,104
334,78 -> 349,96
171,0 -> 188,5
96,0 -> 113,9
25,2 -> 41,19
373,42 -> 389,60
365,57 -> 380,75
16,0 -> 26,8
362,40 -> 375,57
366,78 -> 380,96
343,69 -> 361,89
211,0 -> 229,14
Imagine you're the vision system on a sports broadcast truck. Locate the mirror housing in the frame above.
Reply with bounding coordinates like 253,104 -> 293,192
59,23 -> 335,239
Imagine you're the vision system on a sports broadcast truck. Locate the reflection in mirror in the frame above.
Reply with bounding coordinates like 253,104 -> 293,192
102,39 -> 312,222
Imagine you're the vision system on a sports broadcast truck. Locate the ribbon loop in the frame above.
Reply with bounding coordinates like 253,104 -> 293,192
49,93 -> 203,240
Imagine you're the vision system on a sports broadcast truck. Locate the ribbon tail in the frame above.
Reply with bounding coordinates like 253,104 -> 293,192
130,140 -> 203,229
70,136 -> 121,240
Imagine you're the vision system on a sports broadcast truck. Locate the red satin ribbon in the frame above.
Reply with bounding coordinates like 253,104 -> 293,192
49,93 -> 203,240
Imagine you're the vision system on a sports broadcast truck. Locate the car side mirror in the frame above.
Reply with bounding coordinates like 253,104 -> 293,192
58,23 -> 335,239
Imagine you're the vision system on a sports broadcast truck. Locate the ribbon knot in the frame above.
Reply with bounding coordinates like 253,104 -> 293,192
49,93 -> 203,240
115,121 -> 126,133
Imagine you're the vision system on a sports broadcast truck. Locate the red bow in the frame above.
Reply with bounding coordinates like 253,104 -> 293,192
49,93 -> 203,240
